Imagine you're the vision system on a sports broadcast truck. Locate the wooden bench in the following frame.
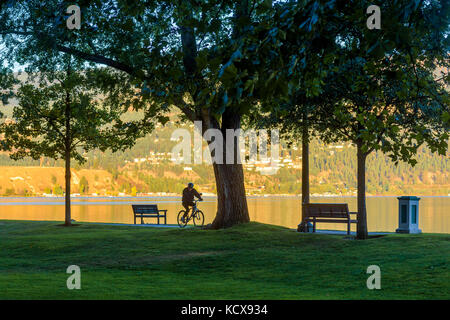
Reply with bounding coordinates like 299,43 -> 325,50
132,204 -> 167,225
302,203 -> 357,235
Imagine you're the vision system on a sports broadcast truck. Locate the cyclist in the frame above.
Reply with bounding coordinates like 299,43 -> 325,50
181,182 -> 203,223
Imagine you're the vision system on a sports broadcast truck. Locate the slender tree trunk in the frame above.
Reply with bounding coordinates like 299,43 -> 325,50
356,142 -> 368,239
64,150 -> 71,226
64,61 -> 72,226
301,117 -> 310,221
298,115 -> 310,232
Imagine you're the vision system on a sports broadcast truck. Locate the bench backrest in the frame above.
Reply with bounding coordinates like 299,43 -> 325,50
132,204 -> 159,214
304,203 -> 349,218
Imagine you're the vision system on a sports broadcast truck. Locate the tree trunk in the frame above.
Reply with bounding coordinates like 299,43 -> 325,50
209,109 -> 250,229
211,162 -> 250,228
301,118 -> 310,218
298,117 -> 310,232
64,62 -> 72,227
64,150 -> 71,226
356,142 -> 368,239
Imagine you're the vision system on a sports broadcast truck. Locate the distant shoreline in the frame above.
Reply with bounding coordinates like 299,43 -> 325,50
0,194 -> 448,200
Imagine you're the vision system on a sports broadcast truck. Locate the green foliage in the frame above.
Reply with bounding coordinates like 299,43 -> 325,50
311,0 -> 449,164
0,54 -> 143,165
0,67 -> 18,116
247,0 -> 449,165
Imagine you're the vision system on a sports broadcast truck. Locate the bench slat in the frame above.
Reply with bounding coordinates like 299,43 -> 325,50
305,218 -> 357,223
304,203 -> 350,218
307,212 -> 348,218
136,213 -> 164,218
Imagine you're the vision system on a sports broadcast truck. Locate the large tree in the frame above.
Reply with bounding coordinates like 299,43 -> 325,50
1,0 -> 327,228
246,0 -> 449,238
0,55 -> 144,225
312,1 -> 449,239
0,0 -> 283,228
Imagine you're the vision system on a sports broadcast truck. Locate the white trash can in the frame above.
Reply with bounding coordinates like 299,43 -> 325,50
395,196 -> 421,234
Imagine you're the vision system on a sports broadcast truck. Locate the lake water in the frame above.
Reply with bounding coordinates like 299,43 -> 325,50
0,196 -> 448,233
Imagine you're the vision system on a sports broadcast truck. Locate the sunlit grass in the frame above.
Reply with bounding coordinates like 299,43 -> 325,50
0,220 -> 448,299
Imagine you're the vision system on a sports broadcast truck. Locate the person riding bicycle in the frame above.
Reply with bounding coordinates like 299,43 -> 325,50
181,182 -> 203,223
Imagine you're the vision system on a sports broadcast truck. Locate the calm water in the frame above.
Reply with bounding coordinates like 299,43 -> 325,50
0,196 -> 448,233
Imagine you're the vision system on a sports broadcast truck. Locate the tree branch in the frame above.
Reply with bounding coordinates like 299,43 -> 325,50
56,45 -> 137,76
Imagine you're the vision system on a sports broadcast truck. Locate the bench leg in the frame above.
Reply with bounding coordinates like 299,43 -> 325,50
164,214 -> 166,225
157,215 -> 160,225
347,220 -> 351,235
134,215 -> 136,225
313,217 -> 316,233
141,216 -> 143,224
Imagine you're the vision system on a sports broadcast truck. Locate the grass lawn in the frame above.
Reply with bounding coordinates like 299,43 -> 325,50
0,220 -> 448,299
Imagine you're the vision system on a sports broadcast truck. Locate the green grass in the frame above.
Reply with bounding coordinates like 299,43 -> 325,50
0,220 -> 448,299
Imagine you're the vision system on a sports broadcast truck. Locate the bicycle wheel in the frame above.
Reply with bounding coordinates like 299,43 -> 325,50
193,210 -> 204,227
177,210 -> 188,228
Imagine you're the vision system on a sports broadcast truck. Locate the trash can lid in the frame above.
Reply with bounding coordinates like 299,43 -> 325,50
397,196 -> 421,201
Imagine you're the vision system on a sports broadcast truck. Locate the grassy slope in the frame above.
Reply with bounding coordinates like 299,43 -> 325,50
0,220 -> 448,300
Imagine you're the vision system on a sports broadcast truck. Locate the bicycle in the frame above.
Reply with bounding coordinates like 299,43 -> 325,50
177,199 -> 205,228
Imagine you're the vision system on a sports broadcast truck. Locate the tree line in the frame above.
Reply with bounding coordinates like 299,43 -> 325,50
0,137 -> 447,197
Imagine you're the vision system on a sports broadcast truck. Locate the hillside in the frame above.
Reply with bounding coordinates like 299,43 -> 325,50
0,120 -> 448,196
1,72 -> 448,197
